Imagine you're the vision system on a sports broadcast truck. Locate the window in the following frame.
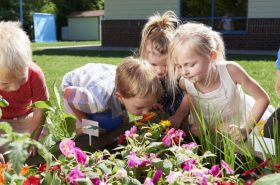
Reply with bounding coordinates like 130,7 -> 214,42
181,0 -> 248,34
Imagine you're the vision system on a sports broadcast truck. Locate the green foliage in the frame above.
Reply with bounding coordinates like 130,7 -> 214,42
254,173 -> 280,185
33,82 -> 76,151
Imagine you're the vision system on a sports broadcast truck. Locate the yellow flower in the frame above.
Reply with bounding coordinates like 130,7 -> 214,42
135,121 -> 144,126
159,120 -> 171,127
256,120 -> 265,137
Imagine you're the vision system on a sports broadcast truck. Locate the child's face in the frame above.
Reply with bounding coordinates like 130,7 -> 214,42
117,94 -> 156,116
175,48 -> 210,83
146,49 -> 167,79
0,70 -> 28,92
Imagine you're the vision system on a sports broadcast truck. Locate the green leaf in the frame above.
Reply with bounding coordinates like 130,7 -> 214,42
52,172 -> 62,185
64,113 -> 77,136
128,112 -> 142,122
31,140 -> 53,165
32,101 -> 55,111
42,134 -> 57,149
8,141 -> 29,175
254,173 -> 280,185
4,171 -> 11,184
53,81 -> 61,109
97,163 -> 111,174
76,178 -> 92,185
0,97 -> 9,107
0,122 -> 12,134
41,171 -> 52,185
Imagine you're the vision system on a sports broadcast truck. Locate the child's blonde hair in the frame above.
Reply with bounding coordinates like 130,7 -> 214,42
168,22 -> 225,90
139,11 -> 179,59
0,21 -> 31,78
116,57 -> 163,99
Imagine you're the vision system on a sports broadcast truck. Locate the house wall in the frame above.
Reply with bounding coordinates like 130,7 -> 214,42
102,0 -> 280,50
104,0 -> 180,20
68,17 -> 99,40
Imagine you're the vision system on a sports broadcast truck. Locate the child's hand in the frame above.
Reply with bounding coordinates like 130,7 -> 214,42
28,145 -> 37,157
228,124 -> 247,142
168,115 -> 182,129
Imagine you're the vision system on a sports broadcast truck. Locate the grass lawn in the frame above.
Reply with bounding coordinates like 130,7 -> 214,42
32,42 -> 279,108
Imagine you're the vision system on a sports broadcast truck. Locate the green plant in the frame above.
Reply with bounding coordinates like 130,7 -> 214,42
33,82 -> 76,152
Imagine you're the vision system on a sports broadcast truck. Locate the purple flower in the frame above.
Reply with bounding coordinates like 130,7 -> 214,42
210,164 -> 221,177
127,151 -> 142,168
162,128 -> 186,146
125,126 -> 137,137
143,177 -> 154,185
222,160 -> 234,174
182,159 -> 196,171
152,169 -> 163,183
182,142 -> 198,150
90,178 -> 100,185
72,147 -> 87,164
59,139 -> 76,157
67,166 -> 86,185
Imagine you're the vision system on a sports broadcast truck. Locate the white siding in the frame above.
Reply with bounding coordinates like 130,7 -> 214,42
249,0 -> 280,18
68,17 -> 100,40
104,0 -> 180,20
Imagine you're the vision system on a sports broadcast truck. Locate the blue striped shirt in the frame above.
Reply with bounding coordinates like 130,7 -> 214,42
61,63 -> 123,117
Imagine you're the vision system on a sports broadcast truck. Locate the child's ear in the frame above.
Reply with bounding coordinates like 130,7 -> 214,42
210,50 -> 217,62
115,91 -> 123,104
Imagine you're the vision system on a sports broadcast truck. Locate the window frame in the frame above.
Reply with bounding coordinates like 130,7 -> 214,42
180,0 -> 248,34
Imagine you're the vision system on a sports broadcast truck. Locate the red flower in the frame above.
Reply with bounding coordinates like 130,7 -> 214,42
23,176 -> 40,185
37,164 -> 47,173
241,169 -> 254,176
117,134 -> 126,145
140,112 -> 155,122
242,158 -> 271,176
50,164 -> 60,171
217,181 -> 236,185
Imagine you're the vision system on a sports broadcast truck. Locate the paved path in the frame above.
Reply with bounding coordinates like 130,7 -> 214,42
39,44 -> 278,56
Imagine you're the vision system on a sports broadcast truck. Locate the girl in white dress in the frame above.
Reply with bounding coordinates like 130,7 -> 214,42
167,22 -> 274,142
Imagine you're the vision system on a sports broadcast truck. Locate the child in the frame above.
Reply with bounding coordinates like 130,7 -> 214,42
61,57 -> 163,136
0,21 -> 49,154
139,11 -> 189,129
167,22 -> 274,141
264,49 -> 280,138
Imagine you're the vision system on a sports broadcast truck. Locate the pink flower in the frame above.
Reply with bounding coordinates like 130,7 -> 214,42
182,142 -> 198,150
152,169 -> 163,183
72,147 -> 87,164
59,139 -> 76,157
162,128 -> 186,146
143,177 -> 154,185
127,151 -> 142,168
90,178 -> 100,185
166,171 -> 183,183
222,160 -> 234,174
125,126 -> 137,137
181,159 -> 196,171
67,166 -> 86,185
210,164 -> 221,177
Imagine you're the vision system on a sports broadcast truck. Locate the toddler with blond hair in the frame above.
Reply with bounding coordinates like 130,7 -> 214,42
0,21 -> 49,155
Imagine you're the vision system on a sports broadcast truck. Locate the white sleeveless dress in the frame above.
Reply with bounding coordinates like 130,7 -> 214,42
185,62 -> 274,133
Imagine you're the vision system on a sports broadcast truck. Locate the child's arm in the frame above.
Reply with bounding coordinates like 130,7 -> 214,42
30,107 -> 45,141
169,95 -> 189,129
227,62 -> 269,139
168,78 -> 190,128
63,87 -> 87,122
